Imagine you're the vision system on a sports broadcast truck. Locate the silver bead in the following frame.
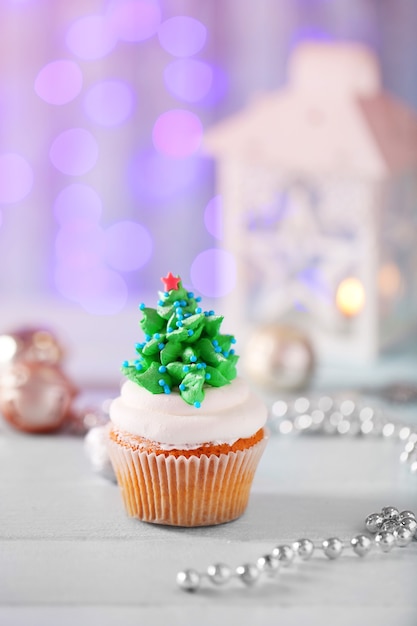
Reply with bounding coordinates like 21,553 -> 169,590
271,544 -> 295,566
394,526 -> 413,547
400,518 -> 417,534
374,531 -> 396,553
176,569 -> 201,592
322,538 -> 343,559
236,563 -> 260,586
84,424 -> 116,482
399,510 -> 416,522
292,538 -> 315,560
381,506 -> 399,521
207,563 -> 232,585
350,534 -> 372,557
256,554 -> 279,577
365,512 -> 383,534
380,520 -> 399,533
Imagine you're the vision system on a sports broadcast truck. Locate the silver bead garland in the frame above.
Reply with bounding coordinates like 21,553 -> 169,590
177,393 -> 417,592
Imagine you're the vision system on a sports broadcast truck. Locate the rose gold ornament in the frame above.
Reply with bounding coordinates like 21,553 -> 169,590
0,361 -> 77,434
0,327 -> 65,368
242,324 -> 315,392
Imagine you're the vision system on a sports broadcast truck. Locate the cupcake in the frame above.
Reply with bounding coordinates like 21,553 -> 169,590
108,272 -> 268,527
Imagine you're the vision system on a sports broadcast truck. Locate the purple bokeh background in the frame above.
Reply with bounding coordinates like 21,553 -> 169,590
0,0 -> 416,315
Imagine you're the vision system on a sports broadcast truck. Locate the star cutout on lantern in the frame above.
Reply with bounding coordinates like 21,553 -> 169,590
161,272 -> 181,291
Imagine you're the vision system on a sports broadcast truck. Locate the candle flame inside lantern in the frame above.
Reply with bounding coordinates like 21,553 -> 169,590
336,277 -> 365,317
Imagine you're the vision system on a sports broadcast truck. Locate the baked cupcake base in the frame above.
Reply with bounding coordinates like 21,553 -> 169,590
108,427 -> 267,527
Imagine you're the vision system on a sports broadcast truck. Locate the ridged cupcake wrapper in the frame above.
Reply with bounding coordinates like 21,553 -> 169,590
108,437 -> 267,527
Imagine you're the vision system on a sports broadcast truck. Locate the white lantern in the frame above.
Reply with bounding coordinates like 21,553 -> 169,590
205,42 -> 417,363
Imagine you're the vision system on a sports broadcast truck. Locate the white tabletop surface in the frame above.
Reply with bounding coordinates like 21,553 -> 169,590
1,348 -> 417,626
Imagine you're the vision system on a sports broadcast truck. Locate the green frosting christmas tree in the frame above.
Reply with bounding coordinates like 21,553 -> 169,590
121,272 -> 239,408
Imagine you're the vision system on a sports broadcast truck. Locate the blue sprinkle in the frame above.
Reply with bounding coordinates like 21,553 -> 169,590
176,307 -> 183,315
184,313 -> 191,318
135,363 -> 143,371
154,333 -> 160,339
223,351 -> 229,357
205,373 -> 211,380
196,296 -> 202,302
194,401 -> 201,409
196,363 -> 202,369
181,300 -> 187,306
214,346 -> 222,353
158,365 -> 167,373
139,303 -> 145,310
190,355 -> 197,362
157,300 -> 164,306
212,340 -> 218,346
174,300 -> 180,306
231,337 -> 236,344
158,342 -> 165,349
209,310 -> 215,316
122,360 -> 129,367
204,311 -> 209,317
187,292 -> 194,298
163,385 -> 171,394
145,334 -> 151,341
183,366 -> 190,373
187,329 -> 194,336
167,327 -> 173,333
164,291 -> 169,297
179,383 -> 186,391
158,379 -> 165,387
176,321 -> 183,327
195,307 -> 202,314
201,362 -> 207,368
230,349 -> 235,355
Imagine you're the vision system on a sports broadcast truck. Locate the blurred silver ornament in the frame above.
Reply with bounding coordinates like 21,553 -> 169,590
0,361 -> 77,433
242,324 -> 315,392
84,423 -> 116,482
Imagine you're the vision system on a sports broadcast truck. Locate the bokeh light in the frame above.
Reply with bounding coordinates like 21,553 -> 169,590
196,63 -> 229,106
49,128 -> 99,176
204,195 -> 223,240
55,222 -> 105,267
104,220 -> 153,271
66,15 -> 117,60
190,248 -> 236,297
54,184 -> 102,225
158,16 -> 206,57
164,59 -> 213,102
77,268 -> 128,315
0,153 -> 33,203
152,109 -> 203,158
55,264 -> 128,315
34,60 -> 83,105
128,150 -> 203,200
109,0 -> 161,42
378,263 -> 404,299
84,80 -> 134,127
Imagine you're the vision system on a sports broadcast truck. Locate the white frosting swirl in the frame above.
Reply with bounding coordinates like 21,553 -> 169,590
109,377 -> 267,448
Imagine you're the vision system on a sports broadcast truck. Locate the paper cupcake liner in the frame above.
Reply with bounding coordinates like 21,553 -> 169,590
108,436 -> 267,527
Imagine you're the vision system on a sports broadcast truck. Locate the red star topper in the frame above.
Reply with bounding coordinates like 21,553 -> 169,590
161,272 -> 181,291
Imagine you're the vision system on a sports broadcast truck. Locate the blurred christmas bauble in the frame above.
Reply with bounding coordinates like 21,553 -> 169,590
0,361 -> 77,433
84,423 -> 116,482
242,324 -> 315,392
0,327 -> 65,368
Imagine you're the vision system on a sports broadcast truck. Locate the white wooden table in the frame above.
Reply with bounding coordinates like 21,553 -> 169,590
1,351 -> 417,626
